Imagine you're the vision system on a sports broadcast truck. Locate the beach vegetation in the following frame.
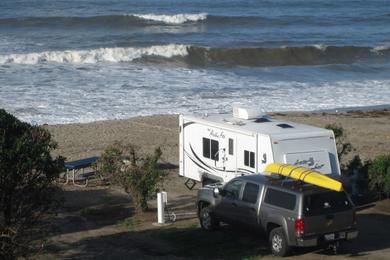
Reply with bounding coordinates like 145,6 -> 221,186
117,217 -> 141,231
96,143 -> 165,213
324,123 -> 352,166
342,155 -> 371,200
368,154 -> 390,198
0,109 -> 64,259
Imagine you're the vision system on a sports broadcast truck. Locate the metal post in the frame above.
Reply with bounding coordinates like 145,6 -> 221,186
157,192 -> 165,224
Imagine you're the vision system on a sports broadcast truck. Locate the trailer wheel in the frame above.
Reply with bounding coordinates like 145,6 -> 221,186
199,206 -> 219,231
269,227 -> 291,257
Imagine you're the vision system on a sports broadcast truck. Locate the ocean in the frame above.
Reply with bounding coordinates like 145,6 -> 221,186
0,0 -> 389,124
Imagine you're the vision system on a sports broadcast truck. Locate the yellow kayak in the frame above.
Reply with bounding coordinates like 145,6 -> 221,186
265,163 -> 343,192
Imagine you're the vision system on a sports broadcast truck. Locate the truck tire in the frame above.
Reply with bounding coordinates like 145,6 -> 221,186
269,227 -> 291,257
199,206 -> 219,231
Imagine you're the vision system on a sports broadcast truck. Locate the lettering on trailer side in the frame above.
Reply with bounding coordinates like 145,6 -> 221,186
207,128 -> 225,139
294,157 -> 325,170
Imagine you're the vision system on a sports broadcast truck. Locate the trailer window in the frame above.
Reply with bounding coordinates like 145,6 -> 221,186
244,150 -> 255,168
229,138 -> 234,155
203,137 -> 219,160
202,138 -> 210,158
211,139 -> 219,160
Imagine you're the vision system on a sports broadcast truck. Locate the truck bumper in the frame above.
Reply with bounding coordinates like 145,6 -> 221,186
296,229 -> 358,247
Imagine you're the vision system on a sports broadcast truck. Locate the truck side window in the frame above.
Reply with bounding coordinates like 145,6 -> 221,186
264,188 -> 296,210
244,150 -> 255,168
242,183 -> 259,204
228,138 -> 234,155
223,180 -> 243,200
203,137 -> 219,160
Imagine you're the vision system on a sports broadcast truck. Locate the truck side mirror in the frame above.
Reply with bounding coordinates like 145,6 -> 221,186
213,187 -> 220,197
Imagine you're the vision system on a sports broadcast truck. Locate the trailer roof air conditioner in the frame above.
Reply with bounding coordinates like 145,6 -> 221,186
233,106 -> 264,120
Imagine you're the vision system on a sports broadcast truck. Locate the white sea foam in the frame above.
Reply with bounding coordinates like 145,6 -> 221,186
313,44 -> 328,51
372,45 -> 390,51
371,45 -> 390,54
131,13 -> 207,24
0,44 -> 188,64
1,61 -> 389,125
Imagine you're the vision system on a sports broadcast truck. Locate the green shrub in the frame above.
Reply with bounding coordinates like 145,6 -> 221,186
96,143 -> 165,213
324,124 -> 352,168
0,109 -> 64,259
342,155 -> 371,196
343,155 -> 370,176
368,154 -> 390,197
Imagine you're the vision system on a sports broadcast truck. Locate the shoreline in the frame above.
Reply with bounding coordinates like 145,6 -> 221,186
40,103 -> 390,127
316,104 -> 390,113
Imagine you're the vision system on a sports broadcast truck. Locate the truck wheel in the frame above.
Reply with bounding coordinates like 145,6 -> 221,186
199,206 -> 219,231
269,227 -> 291,257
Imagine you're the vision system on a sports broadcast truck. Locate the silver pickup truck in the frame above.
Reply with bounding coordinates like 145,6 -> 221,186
197,174 -> 358,256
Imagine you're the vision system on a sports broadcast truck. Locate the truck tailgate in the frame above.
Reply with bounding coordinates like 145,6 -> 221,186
304,211 -> 354,235
303,191 -> 354,235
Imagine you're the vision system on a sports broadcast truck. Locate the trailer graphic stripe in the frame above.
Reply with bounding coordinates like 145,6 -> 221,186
188,144 -> 255,176
184,149 -> 209,173
236,168 -> 255,175
189,144 -> 215,172
183,122 -> 196,128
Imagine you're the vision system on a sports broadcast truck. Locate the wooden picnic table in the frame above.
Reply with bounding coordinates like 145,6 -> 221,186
64,156 -> 99,187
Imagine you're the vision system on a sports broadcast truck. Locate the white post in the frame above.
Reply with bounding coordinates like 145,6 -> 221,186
157,192 -> 165,224
162,191 -> 167,204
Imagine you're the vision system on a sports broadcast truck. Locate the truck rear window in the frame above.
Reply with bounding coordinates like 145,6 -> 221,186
303,191 -> 352,216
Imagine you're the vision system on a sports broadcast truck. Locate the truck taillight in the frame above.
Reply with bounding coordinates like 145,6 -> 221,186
295,218 -> 305,236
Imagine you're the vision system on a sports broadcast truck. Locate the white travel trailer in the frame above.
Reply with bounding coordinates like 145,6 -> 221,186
179,107 -> 341,186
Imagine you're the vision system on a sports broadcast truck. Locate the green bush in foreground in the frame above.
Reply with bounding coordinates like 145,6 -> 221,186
0,109 -> 64,259
368,154 -> 390,197
96,143 -> 165,213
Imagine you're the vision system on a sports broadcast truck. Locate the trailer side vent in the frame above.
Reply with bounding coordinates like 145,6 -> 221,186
277,123 -> 294,128
254,117 -> 271,123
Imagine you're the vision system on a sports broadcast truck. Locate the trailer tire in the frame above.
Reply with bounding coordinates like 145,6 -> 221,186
269,227 -> 291,257
199,206 -> 219,231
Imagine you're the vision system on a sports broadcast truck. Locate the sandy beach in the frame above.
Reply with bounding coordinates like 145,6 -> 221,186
46,109 -> 390,165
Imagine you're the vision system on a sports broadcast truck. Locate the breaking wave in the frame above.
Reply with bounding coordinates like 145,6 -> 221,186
131,13 -> 207,24
0,13 -> 208,27
2,12 -> 389,28
1,45 -> 389,66
0,44 -> 188,64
